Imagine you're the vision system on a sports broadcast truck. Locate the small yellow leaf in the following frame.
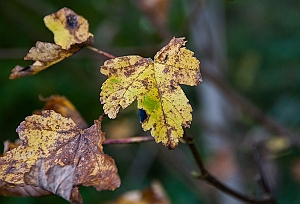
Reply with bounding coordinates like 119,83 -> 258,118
100,37 -> 202,149
9,7 -> 94,79
44,7 -> 93,50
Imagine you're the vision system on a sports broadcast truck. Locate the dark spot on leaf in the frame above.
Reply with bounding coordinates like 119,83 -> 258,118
138,109 -> 148,123
163,67 -> 170,73
66,14 -> 78,29
168,80 -> 176,92
163,54 -> 169,63
124,68 -> 135,77
111,96 -> 117,100
62,158 -> 69,164
110,68 -> 117,74
6,166 -> 15,174
142,80 -> 148,88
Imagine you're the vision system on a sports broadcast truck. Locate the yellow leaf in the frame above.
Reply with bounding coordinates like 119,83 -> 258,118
0,110 -> 120,203
44,7 -> 93,50
100,37 -> 202,149
9,7 -> 94,79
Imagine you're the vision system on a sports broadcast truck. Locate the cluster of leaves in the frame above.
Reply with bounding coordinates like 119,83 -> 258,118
1,7 -> 201,203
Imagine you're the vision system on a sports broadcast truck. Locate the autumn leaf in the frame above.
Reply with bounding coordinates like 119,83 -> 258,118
0,110 -> 120,203
44,7 -> 93,50
100,37 -> 202,149
34,95 -> 88,129
9,7 -> 94,79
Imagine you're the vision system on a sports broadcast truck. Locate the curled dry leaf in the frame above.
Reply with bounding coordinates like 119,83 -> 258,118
100,37 -> 202,149
0,110 -> 120,203
9,7 -> 94,79
35,95 -> 88,129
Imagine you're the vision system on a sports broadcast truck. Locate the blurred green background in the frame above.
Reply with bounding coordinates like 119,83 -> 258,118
0,0 -> 300,203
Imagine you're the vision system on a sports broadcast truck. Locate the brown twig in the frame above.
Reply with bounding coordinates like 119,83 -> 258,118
183,131 -> 277,204
253,144 -> 272,195
87,46 -> 116,59
103,136 -> 154,145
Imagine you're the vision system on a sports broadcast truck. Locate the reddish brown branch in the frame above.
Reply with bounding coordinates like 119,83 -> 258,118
183,132 -> 277,204
87,46 -> 116,59
103,136 -> 154,145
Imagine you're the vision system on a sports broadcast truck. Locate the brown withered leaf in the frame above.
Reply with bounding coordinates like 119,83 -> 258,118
0,110 -> 120,203
9,7 -> 94,79
34,95 -> 88,129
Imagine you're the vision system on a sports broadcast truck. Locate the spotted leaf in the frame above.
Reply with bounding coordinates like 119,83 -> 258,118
0,110 -> 120,203
100,37 -> 202,149
9,7 -> 93,79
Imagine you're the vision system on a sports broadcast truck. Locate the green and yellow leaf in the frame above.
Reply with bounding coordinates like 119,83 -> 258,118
100,37 -> 202,149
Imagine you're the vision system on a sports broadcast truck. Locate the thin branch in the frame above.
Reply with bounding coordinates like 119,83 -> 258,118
87,46 -> 116,59
103,136 -> 154,145
183,131 -> 277,204
99,113 -> 154,145
253,144 -> 272,195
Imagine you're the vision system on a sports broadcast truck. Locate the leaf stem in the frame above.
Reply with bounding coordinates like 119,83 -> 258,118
87,46 -> 116,59
182,131 -> 277,204
103,136 -> 154,145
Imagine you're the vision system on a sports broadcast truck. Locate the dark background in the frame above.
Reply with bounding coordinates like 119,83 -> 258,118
0,0 -> 300,203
